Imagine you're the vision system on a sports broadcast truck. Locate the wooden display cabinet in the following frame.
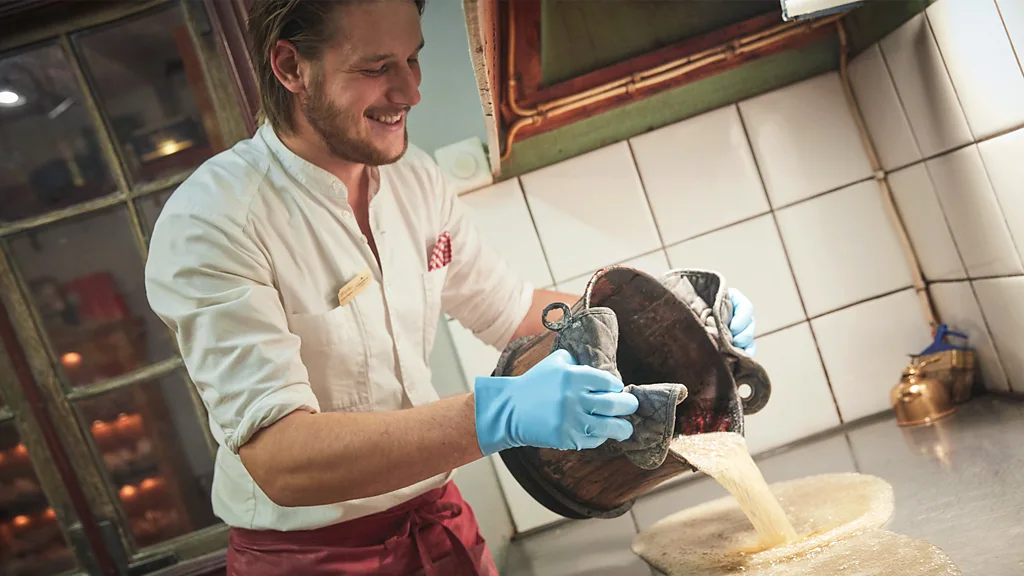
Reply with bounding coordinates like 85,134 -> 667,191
0,428 -> 77,576
44,285 -> 214,549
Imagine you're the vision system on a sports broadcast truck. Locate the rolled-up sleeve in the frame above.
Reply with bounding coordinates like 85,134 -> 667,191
145,198 -> 319,455
433,170 -> 533,350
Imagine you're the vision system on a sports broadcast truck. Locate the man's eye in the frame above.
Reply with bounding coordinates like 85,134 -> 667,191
363,66 -> 386,76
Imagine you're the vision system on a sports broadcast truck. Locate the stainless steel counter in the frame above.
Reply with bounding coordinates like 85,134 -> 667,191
504,395 -> 1024,575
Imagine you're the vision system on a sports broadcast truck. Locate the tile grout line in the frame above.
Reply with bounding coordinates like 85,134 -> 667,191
916,156 -> 972,278
929,274 -> 1018,395
661,209 -> 773,255
994,0 -> 1024,78
975,144 -> 1024,271
966,279 -> 1021,394
885,132 -> 1023,176
874,15 -> 1024,168
803,323 -> 846,423
553,244 -> 667,290
625,140 -> 669,251
772,175 -> 875,213
807,285 -> 914,322
734,108 -> 846,423
628,508 -> 641,535
873,27 -> 986,336
876,35 -> 928,167
922,7 -> 980,142
752,319 -> 810,341
513,176 -> 560,290
931,272 -> 1024,284
843,431 -> 864,474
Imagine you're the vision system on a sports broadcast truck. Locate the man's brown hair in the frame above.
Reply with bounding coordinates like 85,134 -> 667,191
246,0 -> 426,133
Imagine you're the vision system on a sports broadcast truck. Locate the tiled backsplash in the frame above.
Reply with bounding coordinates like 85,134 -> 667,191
436,0 -> 1024,535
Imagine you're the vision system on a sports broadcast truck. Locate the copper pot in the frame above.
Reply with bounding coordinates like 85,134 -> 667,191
891,359 -> 956,427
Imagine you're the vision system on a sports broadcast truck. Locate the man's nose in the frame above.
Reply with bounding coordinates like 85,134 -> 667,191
388,65 -> 421,108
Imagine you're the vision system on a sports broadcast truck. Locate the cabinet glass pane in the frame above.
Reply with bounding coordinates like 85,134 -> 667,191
74,4 -> 220,186
0,339 -> 7,412
77,373 -> 216,548
136,189 -> 174,239
0,422 -> 78,576
6,207 -> 175,388
0,43 -> 115,224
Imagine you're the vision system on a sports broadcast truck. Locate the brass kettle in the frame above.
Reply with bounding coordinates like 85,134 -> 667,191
891,359 -> 956,427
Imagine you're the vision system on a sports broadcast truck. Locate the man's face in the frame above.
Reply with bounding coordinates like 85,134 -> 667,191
304,1 -> 423,166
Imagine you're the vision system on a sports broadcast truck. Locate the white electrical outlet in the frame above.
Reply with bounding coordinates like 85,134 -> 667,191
433,136 -> 493,195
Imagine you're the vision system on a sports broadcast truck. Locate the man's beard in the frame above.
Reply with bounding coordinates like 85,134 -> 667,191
303,72 -> 408,166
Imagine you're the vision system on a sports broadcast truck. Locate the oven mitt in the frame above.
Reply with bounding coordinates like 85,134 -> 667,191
660,269 -> 771,414
541,303 -> 688,471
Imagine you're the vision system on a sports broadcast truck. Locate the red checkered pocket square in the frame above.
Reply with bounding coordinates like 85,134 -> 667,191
428,231 -> 452,271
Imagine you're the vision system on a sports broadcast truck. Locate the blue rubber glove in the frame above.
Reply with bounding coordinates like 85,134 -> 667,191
474,349 -> 639,456
728,288 -> 757,356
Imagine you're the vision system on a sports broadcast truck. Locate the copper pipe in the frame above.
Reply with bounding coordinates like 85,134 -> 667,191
501,6 -> 845,160
836,20 -> 939,330
505,4 -> 536,118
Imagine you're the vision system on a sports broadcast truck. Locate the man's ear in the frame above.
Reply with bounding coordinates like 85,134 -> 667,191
269,40 -> 308,95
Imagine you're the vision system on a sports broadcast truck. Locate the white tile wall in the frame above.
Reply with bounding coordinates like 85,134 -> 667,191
444,7 -> 1024,533
973,277 -> 1024,393
445,320 -> 573,534
925,146 -> 1024,277
978,128 -> 1024,260
998,0 -> 1024,67
887,164 -> 967,281
743,323 -> 840,453
555,273 -> 592,297
848,44 -> 923,170
430,322 -> 515,562
811,289 -> 933,421
929,282 -> 1010,392
775,180 -> 913,317
879,13 -> 973,158
927,0 -> 1024,140
665,215 -> 805,335
738,72 -> 873,208
629,105 -> 770,244
520,141 -> 661,282
452,457 -> 515,567
621,249 -> 672,279
491,454 -> 566,533
447,319 -> 501,386
459,179 -> 553,289
555,249 -> 671,295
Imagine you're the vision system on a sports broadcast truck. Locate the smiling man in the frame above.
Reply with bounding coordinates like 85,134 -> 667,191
145,1 -> 756,574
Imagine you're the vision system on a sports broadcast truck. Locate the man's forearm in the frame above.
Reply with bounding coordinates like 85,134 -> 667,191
239,393 -> 483,507
510,288 -> 581,342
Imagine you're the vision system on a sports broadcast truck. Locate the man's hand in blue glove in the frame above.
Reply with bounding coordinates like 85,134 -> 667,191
728,288 -> 756,356
474,349 -> 639,457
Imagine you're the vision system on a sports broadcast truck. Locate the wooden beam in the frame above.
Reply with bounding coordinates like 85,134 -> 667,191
463,0 -> 503,176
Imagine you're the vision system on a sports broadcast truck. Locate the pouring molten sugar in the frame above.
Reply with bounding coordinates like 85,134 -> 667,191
632,432 -> 961,576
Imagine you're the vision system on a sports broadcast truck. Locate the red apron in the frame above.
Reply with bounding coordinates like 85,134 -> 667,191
226,483 -> 498,575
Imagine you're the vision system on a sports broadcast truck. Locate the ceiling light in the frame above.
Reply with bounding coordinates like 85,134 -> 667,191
0,89 -> 23,106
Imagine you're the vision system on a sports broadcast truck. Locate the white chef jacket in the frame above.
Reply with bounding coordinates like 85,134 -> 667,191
144,122 -> 533,531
